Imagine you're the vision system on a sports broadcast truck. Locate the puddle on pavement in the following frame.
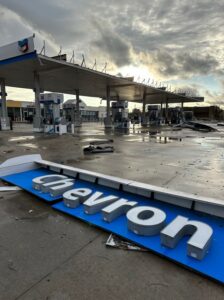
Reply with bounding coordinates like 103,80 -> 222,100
191,137 -> 222,148
125,138 -> 143,142
81,138 -> 114,143
197,166 -> 213,170
153,136 -> 182,143
164,163 -> 180,167
125,136 -> 183,143
9,136 -> 35,142
74,130 -> 104,136
18,143 -> 38,149
203,137 -> 222,141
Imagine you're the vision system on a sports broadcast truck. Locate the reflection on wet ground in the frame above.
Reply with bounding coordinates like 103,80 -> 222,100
80,138 -> 107,143
1,122 -> 224,201
125,136 -> 182,143
74,129 -> 104,136
5,123 -> 224,149
4,124 -> 224,143
8,135 -> 35,142
17,143 -> 38,149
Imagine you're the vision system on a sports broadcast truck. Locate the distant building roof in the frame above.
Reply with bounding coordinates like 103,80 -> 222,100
63,99 -> 87,110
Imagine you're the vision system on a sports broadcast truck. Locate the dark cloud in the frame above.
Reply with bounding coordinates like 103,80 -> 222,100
205,90 -> 224,106
150,50 -> 220,79
179,54 -> 219,75
0,0 -> 224,104
92,21 -> 131,67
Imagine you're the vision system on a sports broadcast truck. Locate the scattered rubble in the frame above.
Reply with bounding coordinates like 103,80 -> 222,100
0,186 -> 21,191
175,121 -> 217,132
83,139 -> 114,154
106,234 -> 148,252
83,145 -> 114,154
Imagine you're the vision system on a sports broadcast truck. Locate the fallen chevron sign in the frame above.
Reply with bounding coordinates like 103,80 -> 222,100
1,154 -> 224,283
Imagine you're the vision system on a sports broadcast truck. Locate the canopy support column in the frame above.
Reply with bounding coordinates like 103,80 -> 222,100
142,90 -> 148,127
181,102 -> 185,123
161,102 -> 163,123
75,89 -> 81,127
165,99 -> 169,124
20,107 -> 23,122
0,78 -> 10,130
33,72 -> 43,132
105,86 -> 112,128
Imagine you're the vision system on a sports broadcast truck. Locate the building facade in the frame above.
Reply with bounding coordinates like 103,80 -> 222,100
183,106 -> 224,121
0,99 -> 106,123
63,99 -> 106,122
0,100 -> 35,122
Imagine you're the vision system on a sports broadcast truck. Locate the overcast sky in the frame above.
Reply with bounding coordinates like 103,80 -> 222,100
0,0 -> 223,108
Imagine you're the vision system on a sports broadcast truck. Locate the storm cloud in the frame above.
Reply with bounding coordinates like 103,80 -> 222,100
0,0 -> 223,104
149,50 -> 220,79
92,20 -> 131,67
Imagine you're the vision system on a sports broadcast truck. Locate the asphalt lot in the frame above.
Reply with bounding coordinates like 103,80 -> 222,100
0,122 -> 224,299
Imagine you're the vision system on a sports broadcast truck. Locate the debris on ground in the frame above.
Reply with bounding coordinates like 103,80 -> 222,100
0,186 -> 21,192
83,138 -> 114,154
83,145 -> 114,154
2,149 -> 14,154
106,234 -> 148,252
7,259 -> 17,272
175,121 -> 217,132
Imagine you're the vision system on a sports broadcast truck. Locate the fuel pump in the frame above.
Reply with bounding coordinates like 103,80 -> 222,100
40,93 -> 67,134
111,100 -> 129,129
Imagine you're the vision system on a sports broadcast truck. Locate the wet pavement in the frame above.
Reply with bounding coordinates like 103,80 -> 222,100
0,122 -> 224,299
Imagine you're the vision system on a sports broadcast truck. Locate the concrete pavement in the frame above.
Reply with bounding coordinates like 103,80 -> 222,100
0,123 -> 224,299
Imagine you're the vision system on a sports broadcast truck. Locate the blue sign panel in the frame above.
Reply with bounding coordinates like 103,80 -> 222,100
2,168 -> 224,283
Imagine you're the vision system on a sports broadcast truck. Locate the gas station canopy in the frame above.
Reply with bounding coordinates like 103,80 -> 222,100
0,37 -> 204,105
